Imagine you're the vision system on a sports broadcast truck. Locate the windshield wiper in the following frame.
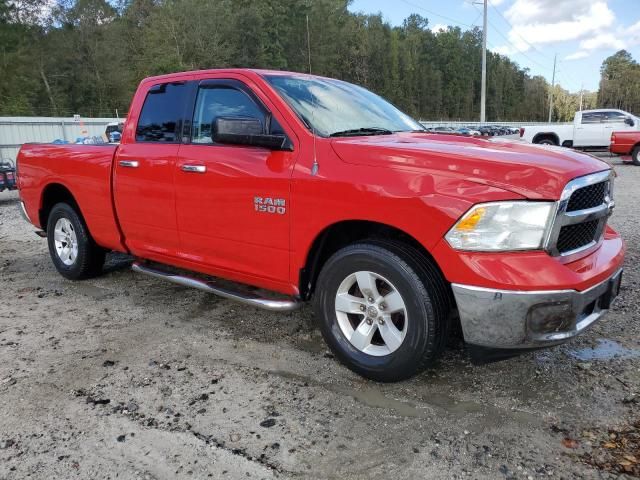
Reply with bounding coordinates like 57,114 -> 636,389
329,127 -> 394,137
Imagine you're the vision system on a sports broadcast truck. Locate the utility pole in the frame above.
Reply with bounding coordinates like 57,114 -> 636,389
579,83 -> 584,111
306,14 -> 312,74
480,0 -> 487,123
548,53 -> 557,123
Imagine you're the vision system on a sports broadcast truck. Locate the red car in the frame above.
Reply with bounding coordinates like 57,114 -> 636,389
17,69 -> 624,381
610,130 -> 640,165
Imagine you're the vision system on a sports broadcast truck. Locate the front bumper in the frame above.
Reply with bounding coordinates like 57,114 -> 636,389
452,268 -> 623,349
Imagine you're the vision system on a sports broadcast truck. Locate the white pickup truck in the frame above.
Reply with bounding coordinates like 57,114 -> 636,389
520,109 -> 640,148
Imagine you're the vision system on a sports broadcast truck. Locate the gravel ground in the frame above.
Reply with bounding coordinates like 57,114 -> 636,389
0,154 -> 639,480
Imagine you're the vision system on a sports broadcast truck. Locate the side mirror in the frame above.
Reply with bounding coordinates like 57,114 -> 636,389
625,117 -> 635,126
212,117 -> 292,151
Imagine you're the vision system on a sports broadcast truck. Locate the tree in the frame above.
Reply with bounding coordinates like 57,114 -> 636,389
598,50 -> 640,114
0,0 -> 569,121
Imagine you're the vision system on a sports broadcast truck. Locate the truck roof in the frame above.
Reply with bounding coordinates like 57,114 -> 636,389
580,108 -> 632,115
140,68 -> 326,85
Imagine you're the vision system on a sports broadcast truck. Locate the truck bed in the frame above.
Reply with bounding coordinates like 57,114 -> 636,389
610,131 -> 640,155
17,143 -> 124,252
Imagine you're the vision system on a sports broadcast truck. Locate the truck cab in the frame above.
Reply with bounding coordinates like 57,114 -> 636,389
521,108 -> 639,148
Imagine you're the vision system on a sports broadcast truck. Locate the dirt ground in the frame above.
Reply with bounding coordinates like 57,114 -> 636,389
1,155 -> 639,480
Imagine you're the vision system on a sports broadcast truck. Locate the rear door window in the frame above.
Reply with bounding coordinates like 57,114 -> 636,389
581,113 -> 603,124
136,83 -> 188,142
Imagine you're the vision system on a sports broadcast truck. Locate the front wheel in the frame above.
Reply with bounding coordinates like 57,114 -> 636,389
632,146 -> 640,166
46,203 -> 105,280
314,242 -> 450,382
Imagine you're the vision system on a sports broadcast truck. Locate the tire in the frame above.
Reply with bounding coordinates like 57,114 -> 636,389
632,146 -> 640,166
314,241 -> 451,382
535,137 -> 556,146
46,203 -> 105,280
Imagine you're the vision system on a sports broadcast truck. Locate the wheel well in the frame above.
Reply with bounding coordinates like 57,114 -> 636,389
39,183 -> 79,230
561,140 -> 573,148
532,133 -> 560,145
299,220 -> 444,300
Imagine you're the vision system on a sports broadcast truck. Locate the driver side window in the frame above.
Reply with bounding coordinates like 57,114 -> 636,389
192,86 -> 266,144
603,112 -> 630,124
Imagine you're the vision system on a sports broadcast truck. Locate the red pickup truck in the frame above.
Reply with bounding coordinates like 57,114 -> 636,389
610,130 -> 640,165
17,69 -> 624,381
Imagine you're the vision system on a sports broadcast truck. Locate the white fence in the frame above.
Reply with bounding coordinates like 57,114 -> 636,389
420,120 -> 571,128
0,117 -> 120,163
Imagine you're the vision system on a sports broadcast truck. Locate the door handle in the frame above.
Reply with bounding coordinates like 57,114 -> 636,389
181,164 -> 207,173
119,160 -> 139,168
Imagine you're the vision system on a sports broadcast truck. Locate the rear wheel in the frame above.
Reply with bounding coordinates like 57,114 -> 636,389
46,203 -> 105,280
535,137 -> 557,146
632,146 -> 640,166
314,241 -> 450,382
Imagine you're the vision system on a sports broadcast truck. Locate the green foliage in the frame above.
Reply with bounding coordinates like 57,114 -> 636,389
598,50 -> 640,115
0,0 -> 617,121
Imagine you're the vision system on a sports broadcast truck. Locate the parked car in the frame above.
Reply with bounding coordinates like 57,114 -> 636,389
16,69 -> 624,382
476,125 -> 495,136
105,121 -> 125,141
455,127 -> 480,136
520,109 -> 640,148
610,130 -> 640,165
0,160 -> 16,192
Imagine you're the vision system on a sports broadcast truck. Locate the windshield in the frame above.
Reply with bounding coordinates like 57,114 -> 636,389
264,74 -> 424,137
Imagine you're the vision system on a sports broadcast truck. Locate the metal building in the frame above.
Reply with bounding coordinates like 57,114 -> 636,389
0,117 -> 120,163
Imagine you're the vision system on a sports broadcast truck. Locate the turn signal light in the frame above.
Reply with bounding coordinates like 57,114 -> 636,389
455,207 -> 486,231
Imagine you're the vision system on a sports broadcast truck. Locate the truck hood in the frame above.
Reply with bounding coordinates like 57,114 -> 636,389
330,133 -> 611,199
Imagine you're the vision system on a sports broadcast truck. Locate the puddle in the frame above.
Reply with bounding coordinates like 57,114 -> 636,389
271,369 -> 539,426
567,339 -> 640,361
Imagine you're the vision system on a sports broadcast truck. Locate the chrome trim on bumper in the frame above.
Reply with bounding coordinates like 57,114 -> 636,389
452,269 -> 623,349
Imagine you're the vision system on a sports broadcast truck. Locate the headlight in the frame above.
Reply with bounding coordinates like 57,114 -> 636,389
445,201 -> 555,251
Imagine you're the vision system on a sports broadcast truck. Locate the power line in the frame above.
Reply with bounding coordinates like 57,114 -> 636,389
487,0 -> 553,61
400,0 -> 555,97
556,61 -> 585,91
470,1 -> 552,73
398,0 -> 474,29
484,0 -> 587,93
484,21 -> 552,71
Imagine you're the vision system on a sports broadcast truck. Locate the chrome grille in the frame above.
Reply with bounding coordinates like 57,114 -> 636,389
557,220 -> 599,253
566,181 -> 607,212
546,170 -> 614,261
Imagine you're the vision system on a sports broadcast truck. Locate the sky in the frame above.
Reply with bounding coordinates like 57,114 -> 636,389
348,0 -> 640,93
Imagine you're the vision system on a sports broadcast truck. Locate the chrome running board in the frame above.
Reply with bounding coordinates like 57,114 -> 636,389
132,262 -> 302,312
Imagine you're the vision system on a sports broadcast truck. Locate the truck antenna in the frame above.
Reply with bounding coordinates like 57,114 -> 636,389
311,111 -> 319,176
306,14 -> 312,74
310,88 -> 319,176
